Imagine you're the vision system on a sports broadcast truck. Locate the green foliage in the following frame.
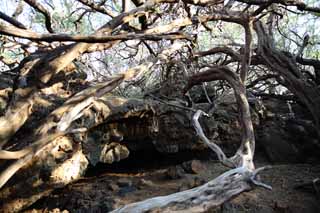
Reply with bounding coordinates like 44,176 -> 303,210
311,12 -> 320,17
51,0 -> 92,34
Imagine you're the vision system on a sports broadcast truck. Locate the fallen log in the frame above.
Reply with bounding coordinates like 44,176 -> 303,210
111,166 -> 270,213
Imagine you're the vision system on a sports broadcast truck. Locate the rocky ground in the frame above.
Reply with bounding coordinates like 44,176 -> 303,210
24,149 -> 320,213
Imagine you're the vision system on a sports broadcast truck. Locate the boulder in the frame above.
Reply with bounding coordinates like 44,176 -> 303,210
258,121 -> 301,163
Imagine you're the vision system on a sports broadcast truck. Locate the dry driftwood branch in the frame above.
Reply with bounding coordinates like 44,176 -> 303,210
193,110 -> 234,167
111,166 -> 270,213
0,2 -> 161,146
202,83 -> 213,104
184,66 -> 255,169
0,22 -> 190,43
54,40 -> 186,133
56,76 -> 127,132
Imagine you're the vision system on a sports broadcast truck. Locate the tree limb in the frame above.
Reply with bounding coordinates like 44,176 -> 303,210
77,0 -> 117,18
0,11 -> 26,29
23,0 -> 54,33
235,0 -> 320,13
111,166 -> 270,212
0,23 -> 189,43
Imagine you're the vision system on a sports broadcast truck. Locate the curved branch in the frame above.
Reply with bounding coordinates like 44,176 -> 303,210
246,74 -> 278,89
194,46 -> 242,61
235,0 -> 320,14
23,0 -> 54,33
0,149 -> 30,160
77,0 -> 117,18
184,66 -> 255,169
193,110 -> 234,167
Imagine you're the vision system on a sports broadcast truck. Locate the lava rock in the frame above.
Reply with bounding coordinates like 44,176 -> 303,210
100,143 -> 130,164
137,178 -> 155,188
182,160 -> 206,174
179,176 -> 206,192
118,186 -> 137,197
259,121 -> 301,163
165,165 -> 185,179
189,176 -> 206,188
47,208 -> 69,213
117,178 -> 132,187
178,184 -> 189,192
108,182 -> 119,192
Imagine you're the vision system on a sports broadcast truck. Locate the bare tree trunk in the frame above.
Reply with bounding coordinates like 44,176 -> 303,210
184,66 -> 255,169
254,21 -> 320,137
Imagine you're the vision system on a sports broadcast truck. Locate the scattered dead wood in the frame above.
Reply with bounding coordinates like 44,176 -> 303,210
111,59 -> 271,212
110,110 -> 271,213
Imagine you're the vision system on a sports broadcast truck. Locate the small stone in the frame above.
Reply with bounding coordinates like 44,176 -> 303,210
49,209 -> 69,213
138,178 -> 155,187
117,178 -> 132,187
165,165 -> 185,179
136,179 -> 149,190
274,201 -> 289,211
100,143 -> 130,164
108,182 -> 119,191
189,177 -> 206,188
118,186 -> 137,197
179,184 -> 189,192
182,160 -> 206,174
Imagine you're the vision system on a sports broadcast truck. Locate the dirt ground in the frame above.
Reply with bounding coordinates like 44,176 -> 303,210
24,150 -> 320,213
